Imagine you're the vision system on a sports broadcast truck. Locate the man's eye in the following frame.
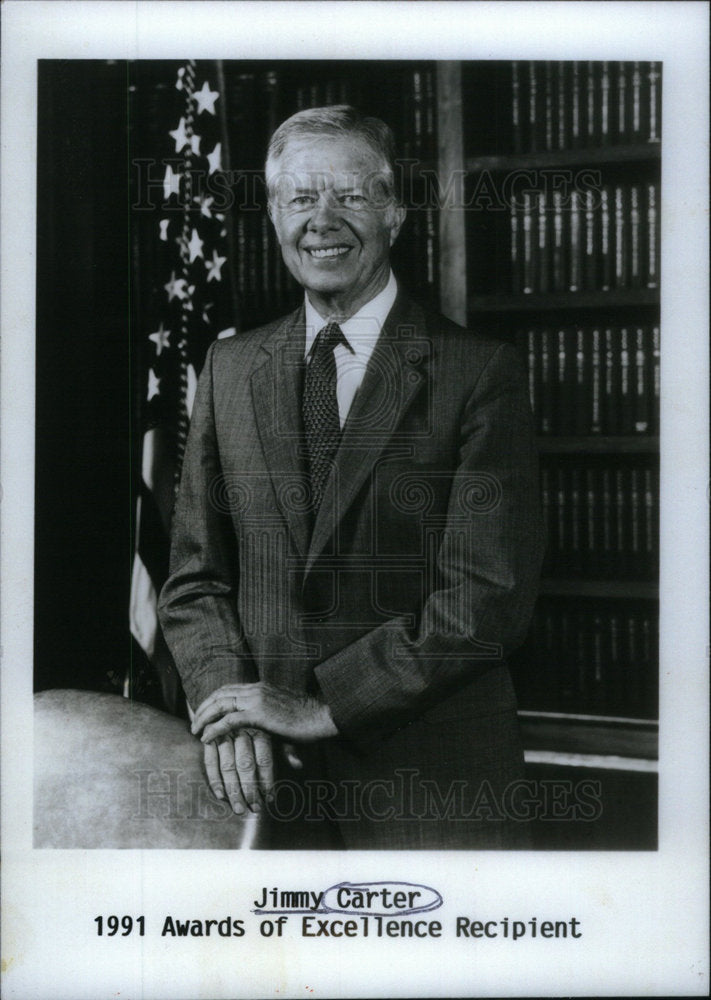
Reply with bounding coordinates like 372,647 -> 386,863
291,195 -> 315,206
339,194 -> 367,207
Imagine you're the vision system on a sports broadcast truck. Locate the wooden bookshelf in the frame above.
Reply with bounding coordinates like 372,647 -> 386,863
539,578 -> 658,601
466,142 -> 661,173
518,711 -> 658,765
536,436 -> 659,454
469,289 -> 659,313
435,60 -> 661,769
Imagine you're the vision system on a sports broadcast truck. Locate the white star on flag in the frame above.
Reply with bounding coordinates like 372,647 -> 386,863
175,67 -> 186,91
190,133 -> 201,155
147,369 -> 160,401
206,142 -> 222,175
194,80 -> 219,115
159,219 -> 170,241
163,164 -> 181,200
169,117 -> 189,152
148,323 -> 171,355
188,228 -> 204,262
194,194 -> 214,218
206,249 -> 227,282
164,271 -> 188,302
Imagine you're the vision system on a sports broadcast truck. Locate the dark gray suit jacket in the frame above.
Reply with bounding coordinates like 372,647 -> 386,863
158,291 -> 545,848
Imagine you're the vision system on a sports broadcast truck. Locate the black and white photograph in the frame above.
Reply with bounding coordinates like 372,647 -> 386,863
33,55 -> 661,852
1,2 -> 708,997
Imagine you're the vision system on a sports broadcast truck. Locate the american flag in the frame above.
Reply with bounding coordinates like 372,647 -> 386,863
128,60 -> 239,710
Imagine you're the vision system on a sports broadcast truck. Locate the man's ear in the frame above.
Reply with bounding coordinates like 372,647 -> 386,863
389,204 -> 407,247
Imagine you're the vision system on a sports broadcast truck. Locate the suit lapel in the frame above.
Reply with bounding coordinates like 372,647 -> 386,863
305,293 -> 432,577
250,306 -> 312,560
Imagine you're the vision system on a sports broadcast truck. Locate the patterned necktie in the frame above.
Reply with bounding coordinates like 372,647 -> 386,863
303,322 -> 346,511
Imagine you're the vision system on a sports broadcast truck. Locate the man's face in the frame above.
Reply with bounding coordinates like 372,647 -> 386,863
267,133 -> 406,317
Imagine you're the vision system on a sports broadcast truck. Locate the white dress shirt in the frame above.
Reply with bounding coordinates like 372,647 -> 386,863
304,271 -> 398,428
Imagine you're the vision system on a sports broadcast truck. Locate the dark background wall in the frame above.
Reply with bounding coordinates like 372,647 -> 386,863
35,61 -> 134,692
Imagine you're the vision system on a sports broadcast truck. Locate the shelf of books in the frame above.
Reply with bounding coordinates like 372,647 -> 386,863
437,60 -> 660,768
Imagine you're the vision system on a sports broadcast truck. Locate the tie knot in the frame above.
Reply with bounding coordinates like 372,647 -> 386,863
315,322 -> 347,354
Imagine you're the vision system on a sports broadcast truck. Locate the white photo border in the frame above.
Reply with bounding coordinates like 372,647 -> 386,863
1,2 -> 708,997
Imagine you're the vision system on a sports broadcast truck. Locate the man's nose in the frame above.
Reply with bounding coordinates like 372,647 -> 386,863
307,195 -> 342,234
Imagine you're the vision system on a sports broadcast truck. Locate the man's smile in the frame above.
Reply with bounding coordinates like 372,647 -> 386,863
304,245 -> 353,260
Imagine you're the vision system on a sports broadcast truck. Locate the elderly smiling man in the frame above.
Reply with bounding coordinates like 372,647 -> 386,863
158,105 -> 544,849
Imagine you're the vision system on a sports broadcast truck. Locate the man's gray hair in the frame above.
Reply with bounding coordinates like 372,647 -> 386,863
265,104 -> 399,200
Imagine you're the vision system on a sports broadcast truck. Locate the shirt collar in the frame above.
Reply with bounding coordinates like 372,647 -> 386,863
303,271 -> 398,360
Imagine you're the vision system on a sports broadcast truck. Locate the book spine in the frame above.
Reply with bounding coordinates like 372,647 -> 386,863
614,185 -> 628,288
537,191 -> 550,293
510,198 -> 521,293
583,187 -> 597,290
556,327 -> 569,435
552,190 -> 566,291
648,62 -> 661,143
585,61 -> 596,147
641,614 -> 655,717
604,326 -> 619,434
600,184 -> 612,291
544,61 -> 554,151
527,329 -> 539,429
626,614 -> 640,713
600,61 -> 611,144
570,62 -> 583,148
591,327 -> 602,433
591,613 -> 605,710
512,61 -> 522,153
631,61 -> 643,143
556,62 -> 567,150
527,61 -> 539,152
644,467 -> 655,578
630,184 -> 642,288
574,326 -> 587,434
236,214 -> 247,301
615,62 -> 628,142
569,192 -> 582,292
424,68 -> 436,161
620,326 -> 632,433
425,207 -> 436,296
652,325 -> 661,433
522,191 -> 534,293
412,69 -> 424,157
634,326 -> 649,433
646,183 -> 659,289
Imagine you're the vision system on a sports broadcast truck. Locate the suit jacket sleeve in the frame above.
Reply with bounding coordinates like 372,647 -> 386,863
314,341 -> 545,742
158,342 -> 257,712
